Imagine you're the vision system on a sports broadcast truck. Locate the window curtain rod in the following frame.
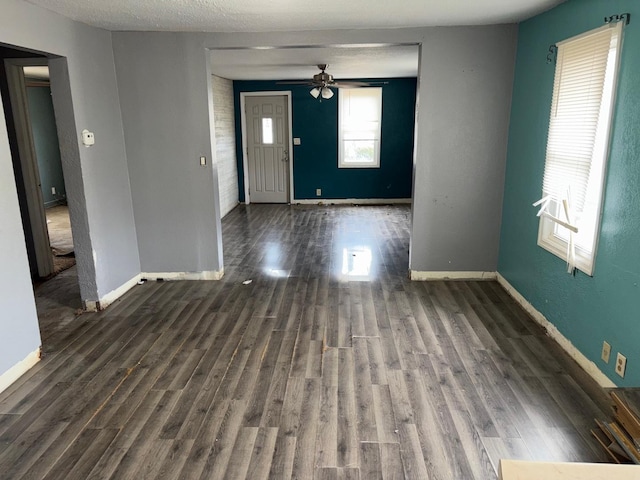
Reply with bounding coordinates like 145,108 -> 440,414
546,12 -> 630,64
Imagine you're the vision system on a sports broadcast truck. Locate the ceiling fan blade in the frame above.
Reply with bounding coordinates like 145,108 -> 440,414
331,82 -> 370,88
276,80 -> 314,85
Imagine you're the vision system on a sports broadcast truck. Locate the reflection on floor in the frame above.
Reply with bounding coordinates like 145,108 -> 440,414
0,204 -> 612,479
45,204 -> 75,275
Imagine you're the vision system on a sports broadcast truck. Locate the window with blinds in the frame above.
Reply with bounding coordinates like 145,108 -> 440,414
536,22 -> 623,275
338,88 -> 382,168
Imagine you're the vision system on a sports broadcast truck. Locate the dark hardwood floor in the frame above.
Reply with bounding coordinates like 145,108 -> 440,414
0,204 -> 612,479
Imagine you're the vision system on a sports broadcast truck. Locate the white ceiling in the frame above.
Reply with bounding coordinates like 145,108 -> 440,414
25,0 -> 565,32
209,45 -> 420,80
23,0 -> 564,81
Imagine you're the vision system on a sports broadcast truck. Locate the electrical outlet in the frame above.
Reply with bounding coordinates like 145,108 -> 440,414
615,353 -> 627,378
316,188 -> 321,196
51,186 -> 56,195
601,341 -> 611,363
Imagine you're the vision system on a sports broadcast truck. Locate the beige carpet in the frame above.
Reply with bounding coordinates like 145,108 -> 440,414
46,204 -> 75,275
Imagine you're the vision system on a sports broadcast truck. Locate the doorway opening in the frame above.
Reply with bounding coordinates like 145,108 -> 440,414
0,44 -> 83,341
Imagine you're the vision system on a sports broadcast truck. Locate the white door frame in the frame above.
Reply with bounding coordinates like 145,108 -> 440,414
239,91 -> 294,204
4,58 -> 54,278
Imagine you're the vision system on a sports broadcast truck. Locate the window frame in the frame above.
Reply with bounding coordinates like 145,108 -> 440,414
338,87 -> 383,169
537,22 -> 624,276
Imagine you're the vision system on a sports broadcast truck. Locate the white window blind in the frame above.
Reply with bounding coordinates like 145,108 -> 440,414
338,88 -> 382,168
536,21 -> 623,275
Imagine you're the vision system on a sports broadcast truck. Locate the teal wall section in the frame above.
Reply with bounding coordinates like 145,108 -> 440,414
26,85 -> 65,207
233,78 -> 416,201
498,0 -> 640,386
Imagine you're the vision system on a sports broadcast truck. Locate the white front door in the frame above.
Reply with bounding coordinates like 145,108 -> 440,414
245,95 -> 289,203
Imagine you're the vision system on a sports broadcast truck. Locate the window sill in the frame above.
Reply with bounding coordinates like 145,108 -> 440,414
537,234 -> 595,276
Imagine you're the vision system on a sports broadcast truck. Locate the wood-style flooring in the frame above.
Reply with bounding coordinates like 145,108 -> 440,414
0,204 -> 612,479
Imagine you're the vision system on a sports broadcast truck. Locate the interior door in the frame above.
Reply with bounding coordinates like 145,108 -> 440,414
4,60 -> 54,277
245,95 -> 289,203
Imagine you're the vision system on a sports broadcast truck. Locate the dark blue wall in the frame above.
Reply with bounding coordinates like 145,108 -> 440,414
26,85 -> 65,207
233,78 -> 416,201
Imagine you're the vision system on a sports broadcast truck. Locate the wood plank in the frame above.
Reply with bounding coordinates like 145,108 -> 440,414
245,427 -> 279,479
0,204 -> 611,479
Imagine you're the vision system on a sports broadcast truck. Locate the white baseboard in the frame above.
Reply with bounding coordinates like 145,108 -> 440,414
85,273 -> 143,312
83,269 -> 225,312
293,198 -> 411,205
410,270 -> 497,281
0,348 -> 41,395
496,273 -> 616,388
141,269 -> 224,281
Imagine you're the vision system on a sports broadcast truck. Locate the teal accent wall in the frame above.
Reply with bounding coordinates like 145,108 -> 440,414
498,0 -> 640,386
233,78 -> 416,201
26,85 -> 66,207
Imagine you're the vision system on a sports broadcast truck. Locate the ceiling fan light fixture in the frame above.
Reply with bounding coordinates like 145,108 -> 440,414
310,87 -> 320,98
321,87 -> 334,99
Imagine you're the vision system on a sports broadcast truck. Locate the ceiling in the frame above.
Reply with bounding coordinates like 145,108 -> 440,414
23,0 -> 564,81
25,0 -> 565,32
209,45 -> 420,80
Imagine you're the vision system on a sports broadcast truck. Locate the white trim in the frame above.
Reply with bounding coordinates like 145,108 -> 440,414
338,87 -> 383,169
293,198 -> 411,205
84,300 -> 100,312
410,271 -> 497,281
239,91 -> 294,204
4,59 -> 54,278
0,348 -> 41,395
83,269 -> 225,311
496,273 -> 616,388
141,270 -> 224,281
84,273 -> 142,311
98,273 -> 143,310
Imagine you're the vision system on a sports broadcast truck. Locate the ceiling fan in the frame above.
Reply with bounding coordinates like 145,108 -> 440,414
278,64 -> 376,99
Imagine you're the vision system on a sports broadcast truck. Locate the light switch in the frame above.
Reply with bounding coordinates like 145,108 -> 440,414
200,156 -> 207,166
293,138 -> 301,145
82,129 -> 95,147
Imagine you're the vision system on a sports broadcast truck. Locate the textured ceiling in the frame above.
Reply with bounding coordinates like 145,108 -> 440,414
209,45 -> 420,80
24,0 -> 565,32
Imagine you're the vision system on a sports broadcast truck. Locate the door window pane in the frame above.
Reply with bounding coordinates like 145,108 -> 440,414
262,118 -> 274,144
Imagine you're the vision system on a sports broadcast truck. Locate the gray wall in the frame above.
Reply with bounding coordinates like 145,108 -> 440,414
211,75 -> 239,217
0,0 -> 139,377
112,33 -> 223,274
27,85 -> 66,207
0,0 -> 139,302
112,26 -> 516,276
0,91 -> 42,376
411,27 -> 517,272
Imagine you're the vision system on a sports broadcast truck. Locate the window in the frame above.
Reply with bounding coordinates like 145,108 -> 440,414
338,87 -> 382,168
536,22 -> 623,275
262,118 -> 274,144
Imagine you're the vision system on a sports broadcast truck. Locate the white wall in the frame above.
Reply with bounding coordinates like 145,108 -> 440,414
211,75 -> 239,218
